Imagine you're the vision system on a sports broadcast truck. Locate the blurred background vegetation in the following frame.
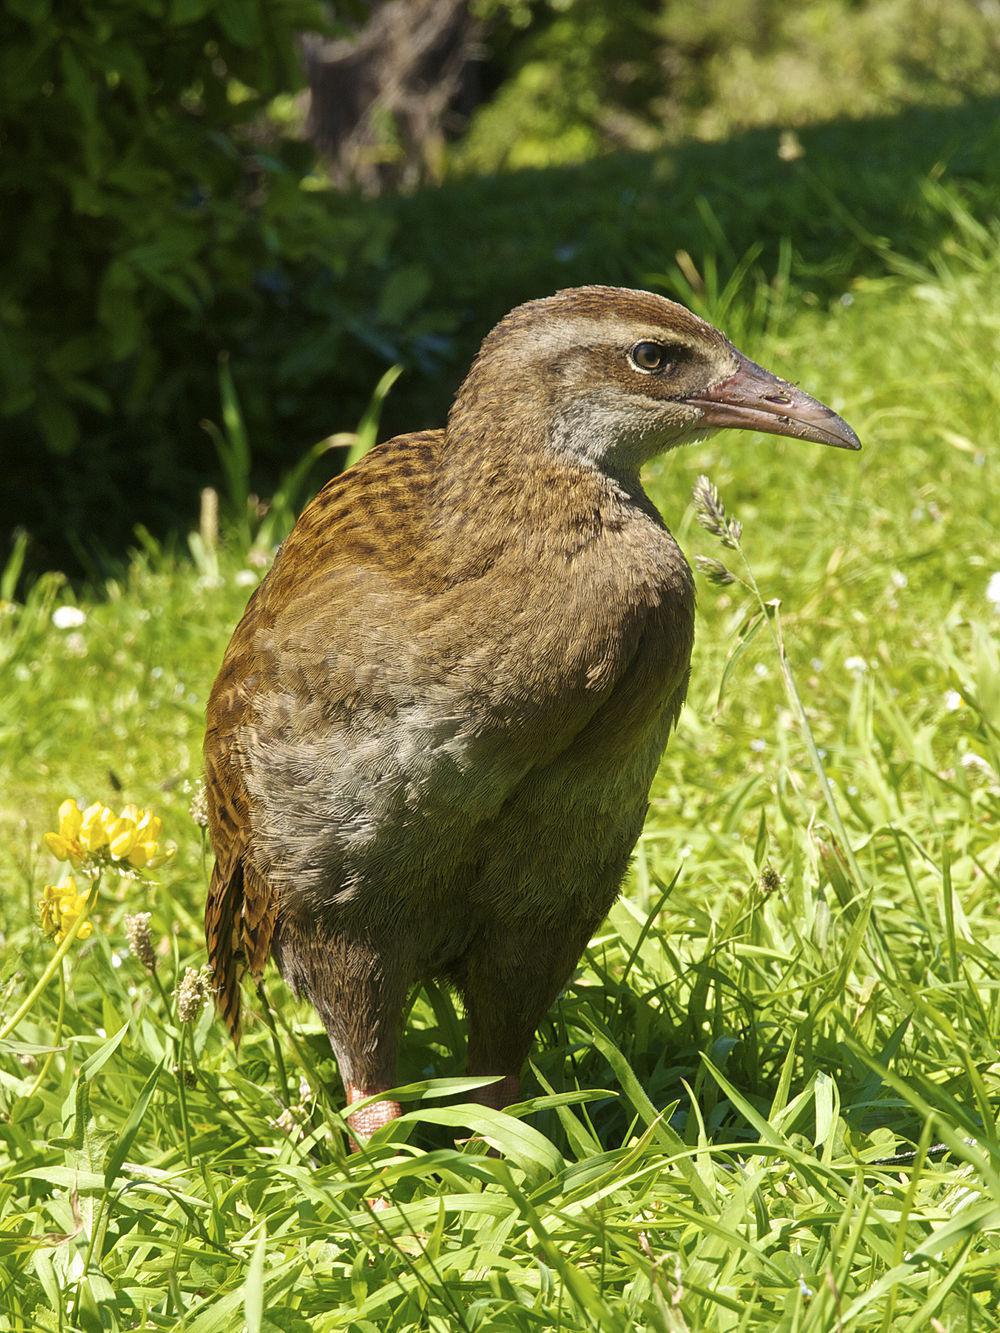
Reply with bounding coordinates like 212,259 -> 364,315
2,0 -> 999,573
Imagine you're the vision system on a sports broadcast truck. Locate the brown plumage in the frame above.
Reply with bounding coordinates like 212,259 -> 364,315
204,286 -> 859,1138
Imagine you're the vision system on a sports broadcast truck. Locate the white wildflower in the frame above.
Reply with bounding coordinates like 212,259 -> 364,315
124,913 -> 157,973
175,966 -> 210,1023
986,571 -> 1000,612
273,1108 -> 297,1135
52,606 -> 86,630
844,656 -> 868,675
944,690 -> 962,712
188,779 -> 209,829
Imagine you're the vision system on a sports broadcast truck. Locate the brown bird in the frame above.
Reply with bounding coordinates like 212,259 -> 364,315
204,286 -> 859,1138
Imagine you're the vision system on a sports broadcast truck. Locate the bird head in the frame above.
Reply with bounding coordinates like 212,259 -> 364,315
452,285 -> 860,475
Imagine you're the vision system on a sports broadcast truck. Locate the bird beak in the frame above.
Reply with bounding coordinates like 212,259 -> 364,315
685,351 -> 861,451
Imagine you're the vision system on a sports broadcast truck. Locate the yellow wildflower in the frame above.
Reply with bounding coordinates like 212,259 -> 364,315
79,801 -> 113,852
107,804 -> 174,868
43,798 -> 85,864
38,884 -> 62,937
39,877 -> 94,944
105,807 -> 139,861
44,798 -> 174,874
44,798 -> 114,864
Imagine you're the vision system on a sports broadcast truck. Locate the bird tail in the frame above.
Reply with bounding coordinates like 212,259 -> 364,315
205,857 -> 278,1046
205,860 -> 246,1044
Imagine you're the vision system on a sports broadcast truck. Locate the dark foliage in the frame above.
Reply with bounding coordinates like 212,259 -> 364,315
0,0 -> 447,571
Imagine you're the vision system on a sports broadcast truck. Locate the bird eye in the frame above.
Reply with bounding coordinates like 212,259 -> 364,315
629,341 -> 668,373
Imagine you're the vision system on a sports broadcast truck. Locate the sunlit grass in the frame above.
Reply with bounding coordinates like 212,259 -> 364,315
0,189 -> 997,1329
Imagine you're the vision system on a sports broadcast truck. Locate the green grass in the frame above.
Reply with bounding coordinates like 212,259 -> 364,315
1,156 -> 999,1329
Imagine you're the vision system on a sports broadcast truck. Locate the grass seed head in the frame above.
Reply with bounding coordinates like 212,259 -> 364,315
694,555 -> 736,586
175,966 -> 210,1022
124,911 -> 157,972
758,864 -> 785,897
692,474 -> 743,548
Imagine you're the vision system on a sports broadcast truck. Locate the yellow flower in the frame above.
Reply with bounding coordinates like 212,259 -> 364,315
43,798 -> 85,864
106,811 -> 138,860
79,801 -> 113,852
39,877 -> 94,944
106,804 -> 174,868
44,797 -> 174,875
38,884 -> 62,937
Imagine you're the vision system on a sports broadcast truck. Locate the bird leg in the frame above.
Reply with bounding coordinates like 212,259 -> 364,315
463,983 -> 534,1118
467,1072 -> 520,1111
272,925 -> 410,1150
344,1084 -> 403,1145
461,917 -> 599,1122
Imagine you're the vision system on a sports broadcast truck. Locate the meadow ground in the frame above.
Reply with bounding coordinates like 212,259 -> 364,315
1,138 -> 998,1328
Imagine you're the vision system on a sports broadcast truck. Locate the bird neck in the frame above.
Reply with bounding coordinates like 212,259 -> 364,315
447,386 -> 649,486
431,413 -> 660,580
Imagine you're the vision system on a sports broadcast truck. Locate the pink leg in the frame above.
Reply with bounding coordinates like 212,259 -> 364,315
345,1084 -> 402,1148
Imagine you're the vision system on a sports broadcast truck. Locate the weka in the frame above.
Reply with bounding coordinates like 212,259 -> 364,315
204,286 -> 859,1137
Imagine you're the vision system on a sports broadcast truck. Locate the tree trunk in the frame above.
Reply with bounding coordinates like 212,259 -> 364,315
302,0 -> 481,194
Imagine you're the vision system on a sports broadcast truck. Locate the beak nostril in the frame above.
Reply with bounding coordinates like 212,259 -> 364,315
763,392 -> 791,405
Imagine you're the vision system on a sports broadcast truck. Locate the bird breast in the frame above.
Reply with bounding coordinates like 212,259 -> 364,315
237,487 -> 694,928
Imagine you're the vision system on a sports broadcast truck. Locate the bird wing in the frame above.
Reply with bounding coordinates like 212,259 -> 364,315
204,431 -> 447,1041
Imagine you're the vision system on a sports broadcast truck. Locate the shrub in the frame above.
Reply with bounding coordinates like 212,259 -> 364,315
0,0 -> 437,568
